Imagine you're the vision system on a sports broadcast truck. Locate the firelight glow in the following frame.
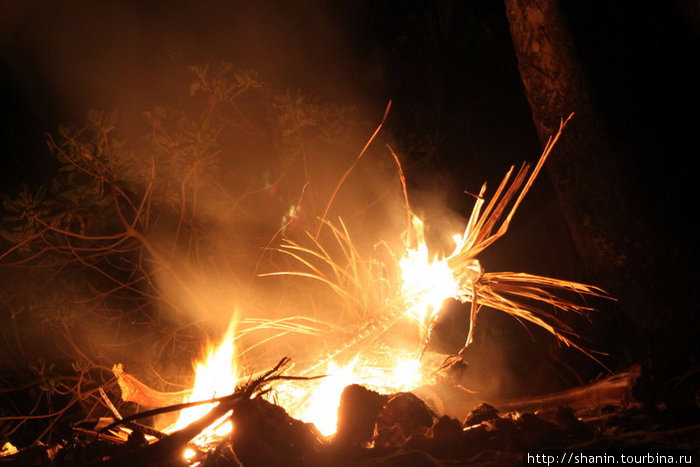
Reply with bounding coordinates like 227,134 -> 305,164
159,119 -> 604,453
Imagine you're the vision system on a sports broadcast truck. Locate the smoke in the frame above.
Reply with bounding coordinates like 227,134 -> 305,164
2,1 -> 385,125
0,1 -> 409,372
1,1 -> 589,396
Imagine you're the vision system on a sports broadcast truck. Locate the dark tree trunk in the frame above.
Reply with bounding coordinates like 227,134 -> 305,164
503,0 -> 699,375
503,0 -> 634,286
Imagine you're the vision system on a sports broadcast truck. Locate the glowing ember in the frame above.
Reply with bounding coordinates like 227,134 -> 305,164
170,320 -> 238,442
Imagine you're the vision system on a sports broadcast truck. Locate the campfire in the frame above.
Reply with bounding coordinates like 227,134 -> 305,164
66,113 -> 623,466
2,3 -> 698,464
1,96 -> 695,464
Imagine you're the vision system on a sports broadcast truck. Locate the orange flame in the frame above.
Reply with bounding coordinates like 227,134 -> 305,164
399,215 -> 463,326
170,320 -> 238,443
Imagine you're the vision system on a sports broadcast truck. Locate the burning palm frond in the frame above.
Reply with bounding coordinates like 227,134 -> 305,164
474,271 -> 608,359
431,114 -> 613,360
448,115 -> 572,265
263,113 -> 611,367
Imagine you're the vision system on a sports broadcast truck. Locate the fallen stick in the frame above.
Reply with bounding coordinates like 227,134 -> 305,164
491,364 -> 641,414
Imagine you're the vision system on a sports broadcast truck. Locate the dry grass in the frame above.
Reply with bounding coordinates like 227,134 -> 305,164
260,218 -> 401,324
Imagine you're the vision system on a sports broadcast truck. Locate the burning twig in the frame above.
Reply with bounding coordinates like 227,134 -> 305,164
74,417 -> 167,444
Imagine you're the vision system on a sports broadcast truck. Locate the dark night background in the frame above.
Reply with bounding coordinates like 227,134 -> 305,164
1,0 -> 699,415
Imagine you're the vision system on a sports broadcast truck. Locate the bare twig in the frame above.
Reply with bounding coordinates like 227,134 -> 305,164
315,101 -> 392,239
